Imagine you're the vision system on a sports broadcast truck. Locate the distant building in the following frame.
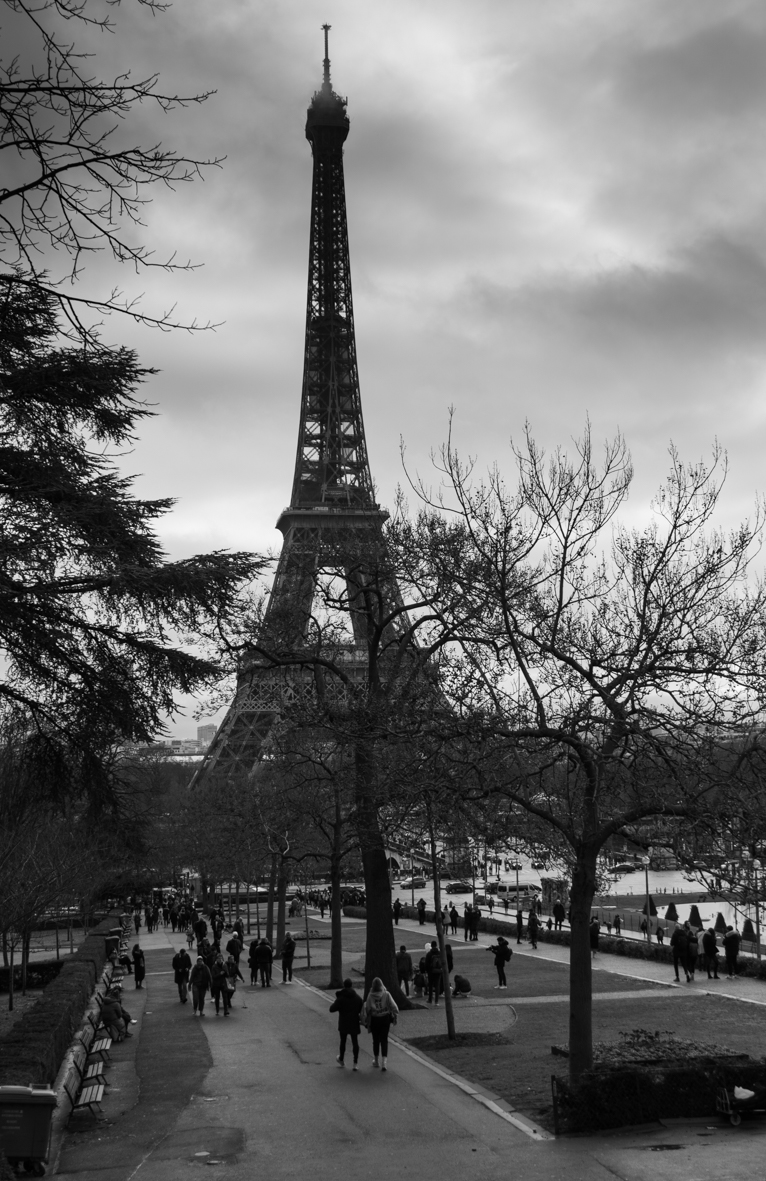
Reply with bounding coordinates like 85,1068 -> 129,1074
197,723 -> 217,747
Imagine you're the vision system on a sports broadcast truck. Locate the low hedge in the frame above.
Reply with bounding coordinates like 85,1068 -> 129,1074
0,959 -> 65,993
553,1057 -> 765,1133
0,916 -> 117,1086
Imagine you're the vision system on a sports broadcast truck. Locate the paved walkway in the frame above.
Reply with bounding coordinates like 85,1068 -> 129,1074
51,916 -> 766,1181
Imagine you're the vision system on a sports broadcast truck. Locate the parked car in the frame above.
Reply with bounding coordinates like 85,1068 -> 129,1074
445,880 -> 472,894
611,862 -> 637,874
398,877 -> 427,890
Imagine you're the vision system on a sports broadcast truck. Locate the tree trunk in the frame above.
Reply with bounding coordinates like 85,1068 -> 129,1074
276,859 -> 288,952
8,939 -> 14,1012
266,854 -> 277,945
429,828 -> 456,1039
568,849 -> 598,1083
328,788 -> 344,989
21,929 -> 29,995
355,738 -> 409,1005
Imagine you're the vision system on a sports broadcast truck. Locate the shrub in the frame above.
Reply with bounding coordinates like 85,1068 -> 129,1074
552,1056 -> 765,1133
0,916 -> 116,1086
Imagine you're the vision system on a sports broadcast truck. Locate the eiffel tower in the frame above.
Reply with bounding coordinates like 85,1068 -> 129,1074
195,28 -> 397,786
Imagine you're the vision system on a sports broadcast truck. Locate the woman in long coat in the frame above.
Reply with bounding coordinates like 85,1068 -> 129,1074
132,944 -> 146,989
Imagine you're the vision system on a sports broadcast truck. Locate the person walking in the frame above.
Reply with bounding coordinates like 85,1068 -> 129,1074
613,914 -> 622,936
528,910 -> 539,950
449,904 -> 459,935
211,953 -> 231,1016
330,978 -> 364,1069
552,899 -> 566,930
488,936 -> 512,988
441,904 -> 450,931
190,956 -> 213,1016
225,953 -> 244,1007
396,945 -> 413,997
172,946 -> 192,1003
247,938 -> 259,985
254,938 -> 273,987
515,909 -> 524,945
702,928 -> 720,979
588,917 -> 599,959
280,932 -> 296,983
724,926 -> 741,979
416,898 -> 427,926
363,977 -> 399,1072
463,904 -> 472,942
132,944 -> 146,989
226,931 -> 243,969
670,922 -> 689,982
392,898 -> 402,926
487,896 -> 494,917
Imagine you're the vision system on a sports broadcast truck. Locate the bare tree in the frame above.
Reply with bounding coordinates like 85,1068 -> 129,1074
403,423 -> 766,1081
1,0 -> 220,337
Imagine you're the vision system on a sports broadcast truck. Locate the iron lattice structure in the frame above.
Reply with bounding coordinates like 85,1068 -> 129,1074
195,36 -> 401,784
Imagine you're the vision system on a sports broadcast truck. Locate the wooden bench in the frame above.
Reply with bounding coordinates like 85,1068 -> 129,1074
72,1043 -> 108,1089
63,1071 -> 104,1121
80,1015 -> 112,1060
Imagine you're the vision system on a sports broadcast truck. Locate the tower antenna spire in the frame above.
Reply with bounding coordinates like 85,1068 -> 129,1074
322,23 -> 331,90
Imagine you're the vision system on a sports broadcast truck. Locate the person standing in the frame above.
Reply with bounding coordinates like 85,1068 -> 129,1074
396,945 -> 413,997
552,899 -> 566,930
702,928 -> 720,979
488,936 -> 512,988
425,941 -> 443,1005
133,908 -> 141,934
190,956 -> 213,1016
516,909 -> 524,945
470,906 -> 481,941
330,978 -> 364,1069
685,923 -> 699,980
441,903 -> 450,931
613,914 -> 622,936
528,910 -> 539,950
487,896 -> 494,917
363,977 -> 399,1072
280,932 -> 296,983
449,904 -> 459,935
463,904 -> 472,942
132,944 -> 146,989
416,898 -> 427,926
172,946 -> 192,1003
724,926 -> 741,979
392,898 -> 402,926
670,922 -> 689,982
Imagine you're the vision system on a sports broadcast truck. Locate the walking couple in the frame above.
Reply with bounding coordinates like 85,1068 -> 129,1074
330,977 -> 399,1072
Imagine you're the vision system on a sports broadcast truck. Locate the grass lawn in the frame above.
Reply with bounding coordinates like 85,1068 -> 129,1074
407,992 -> 766,1132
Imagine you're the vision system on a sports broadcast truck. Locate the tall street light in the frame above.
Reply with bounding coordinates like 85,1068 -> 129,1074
641,847 -> 654,941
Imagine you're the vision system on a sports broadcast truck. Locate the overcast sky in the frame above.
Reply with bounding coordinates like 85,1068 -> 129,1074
17,1 -> 766,735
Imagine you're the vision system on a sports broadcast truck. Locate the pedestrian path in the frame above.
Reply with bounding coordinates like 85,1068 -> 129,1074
54,924 -> 766,1181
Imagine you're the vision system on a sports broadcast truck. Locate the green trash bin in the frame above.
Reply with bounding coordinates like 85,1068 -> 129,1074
0,1084 -> 57,1175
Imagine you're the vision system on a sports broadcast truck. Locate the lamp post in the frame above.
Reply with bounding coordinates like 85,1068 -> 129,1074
641,847 -> 653,941
410,851 -> 415,909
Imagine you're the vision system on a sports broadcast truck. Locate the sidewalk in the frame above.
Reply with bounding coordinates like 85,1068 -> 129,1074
52,923 -> 766,1181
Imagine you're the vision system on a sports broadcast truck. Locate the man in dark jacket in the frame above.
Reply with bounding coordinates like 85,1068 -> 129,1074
396,945 -> 413,996
528,910 -> 539,949
392,898 -> 402,925
416,898 -> 427,926
172,947 -> 192,1003
516,909 -> 524,945
189,957 -> 213,1016
253,939 -> 273,987
670,923 -> 689,982
329,979 -> 364,1069
226,933 -> 243,967
280,933 -> 296,983
425,940 -> 449,1004
552,899 -> 566,930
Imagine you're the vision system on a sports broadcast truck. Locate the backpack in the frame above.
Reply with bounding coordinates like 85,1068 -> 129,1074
504,945 -> 512,962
